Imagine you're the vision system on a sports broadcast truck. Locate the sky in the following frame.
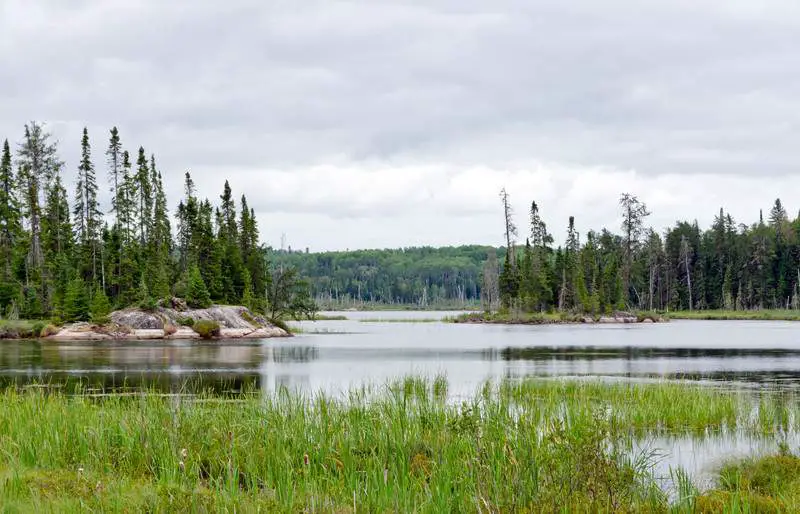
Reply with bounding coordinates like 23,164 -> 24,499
2,1 -> 800,251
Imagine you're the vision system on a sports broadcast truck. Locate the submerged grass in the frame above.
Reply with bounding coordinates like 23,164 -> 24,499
0,378 -> 797,512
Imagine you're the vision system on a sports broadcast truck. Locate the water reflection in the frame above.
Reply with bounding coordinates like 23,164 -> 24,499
2,317 -> 800,395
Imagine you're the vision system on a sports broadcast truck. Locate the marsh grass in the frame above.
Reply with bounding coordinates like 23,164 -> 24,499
667,309 -> 800,321
358,318 -> 443,323
0,378 -> 798,512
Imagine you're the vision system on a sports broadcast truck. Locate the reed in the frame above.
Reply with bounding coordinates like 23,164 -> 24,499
0,378 -> 797,512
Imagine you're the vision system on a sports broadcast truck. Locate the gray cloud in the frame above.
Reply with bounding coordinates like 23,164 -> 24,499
2,1 -> 800,249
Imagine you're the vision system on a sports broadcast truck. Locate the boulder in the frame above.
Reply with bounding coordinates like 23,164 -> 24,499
110,309 -> 164,330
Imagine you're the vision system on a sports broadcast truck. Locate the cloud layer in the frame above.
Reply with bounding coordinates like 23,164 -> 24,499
2,1 -> 799,249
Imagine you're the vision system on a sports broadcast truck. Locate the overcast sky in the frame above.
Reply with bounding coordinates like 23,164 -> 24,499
2,1 -> 800,251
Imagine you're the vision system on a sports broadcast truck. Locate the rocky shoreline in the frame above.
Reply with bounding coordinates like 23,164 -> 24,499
45,304 -> 290,341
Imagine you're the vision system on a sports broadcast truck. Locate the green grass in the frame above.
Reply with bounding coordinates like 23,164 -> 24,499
0,319 -> 54,339
0,379 -> 797,512
359,317 -> 444,323
692,450 -> 800,512
667,309 -> 800,321
451,311 -> 618,324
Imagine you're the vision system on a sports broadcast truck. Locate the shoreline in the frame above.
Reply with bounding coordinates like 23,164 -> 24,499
45,324 -> 289,341
452,312 -> 667,325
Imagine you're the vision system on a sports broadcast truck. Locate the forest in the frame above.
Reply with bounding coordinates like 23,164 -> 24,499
276,190 -> 800,314
0,123 -> 312,322
492,189 -> 800,314
272,245 -> 494,308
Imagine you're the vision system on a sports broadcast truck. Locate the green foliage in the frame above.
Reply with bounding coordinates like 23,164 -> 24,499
192,319 -> 220,339
4,379 -> 800,511
266,266 -> 317,320
186,265 -> 212,308
89,286 -> 111,321
62,278 -> 89,322
178,316 -> 195,327
137,276 -> 156,311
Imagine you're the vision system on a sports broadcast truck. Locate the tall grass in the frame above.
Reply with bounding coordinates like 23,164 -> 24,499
667,309 -> 800,321
0,379 -> 797,511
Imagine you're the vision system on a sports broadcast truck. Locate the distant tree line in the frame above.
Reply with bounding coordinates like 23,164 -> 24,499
0,122 -> 313,321
271,246 -> 495,308
495,190 -> 800,313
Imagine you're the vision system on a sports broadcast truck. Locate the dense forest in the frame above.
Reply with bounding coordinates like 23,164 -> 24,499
0,122 -> 312,322
276,191 -> 800,314
494,190 -> 800,314
272,246 -> 495,308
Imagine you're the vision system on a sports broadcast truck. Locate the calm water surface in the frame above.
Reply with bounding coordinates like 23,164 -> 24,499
2,311 -> 800,485
2,311 -> 800,394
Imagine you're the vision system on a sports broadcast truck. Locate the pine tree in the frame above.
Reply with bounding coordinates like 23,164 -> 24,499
135,147 -> 151,245
218,181 -> 243,302
73,127 -> 103,284
241,267 -> 255,310
619,193 -> 650,307
17,122 -> 63,300
106,127 -> 123,224
63,277 -> 90,322
186,265 -> 211,308
90,285 -> 111,321
0,139 -> 20,280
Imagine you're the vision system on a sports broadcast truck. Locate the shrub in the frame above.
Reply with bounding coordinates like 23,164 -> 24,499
269,318 -> 290,333
39,324 -> 60,337
30,321 -> 46,338
92,316 -> 112,326
192,319 -> 220,339
179,316 -> 195,327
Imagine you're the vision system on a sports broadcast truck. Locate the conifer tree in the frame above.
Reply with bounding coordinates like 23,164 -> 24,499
135,147 -> 151,245
106,127 -> 123,224
17,122 -> 62,298
63,277 -> 90,322
74,127 -> 103,284
186,264 -> 212,308
90,285 -> 111,320
0,139 -> 20,280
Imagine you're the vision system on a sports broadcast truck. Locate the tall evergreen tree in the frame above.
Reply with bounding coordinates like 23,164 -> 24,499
73,127 -> 103,284
0,140 -> 20,280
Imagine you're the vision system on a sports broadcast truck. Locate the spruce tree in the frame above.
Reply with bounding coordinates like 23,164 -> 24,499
17,122 -> 63,300
135,147 -> 151,245
0,139 -> 20,280
73,127 -> 103,284
106,127 -> 123,225
63,277 -> 90,322
90,285 -> 111,320
186,265 -> 212,308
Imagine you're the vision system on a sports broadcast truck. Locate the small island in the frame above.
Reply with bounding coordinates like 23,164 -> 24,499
49,302 -> 290,341
453,310 -> 667,325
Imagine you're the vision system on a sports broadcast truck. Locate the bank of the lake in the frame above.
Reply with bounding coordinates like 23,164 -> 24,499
0,305 -> 290,341
452,310 -> 667,325
1,378 -> 798,512
667,309 -> 800,321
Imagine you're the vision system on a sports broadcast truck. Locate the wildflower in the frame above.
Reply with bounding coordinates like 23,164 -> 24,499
78,467 -> 84,474
303,453 -> 309,466
181,448 -> 188,459
179,460 -> 185,472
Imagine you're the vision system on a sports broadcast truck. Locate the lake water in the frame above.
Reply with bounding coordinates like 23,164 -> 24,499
3,311 -> 800,395
2,311 -> 800,487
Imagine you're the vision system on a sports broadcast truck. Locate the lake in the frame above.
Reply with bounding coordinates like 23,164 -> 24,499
2,311 -> 800,488
2,311 -> 800,395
